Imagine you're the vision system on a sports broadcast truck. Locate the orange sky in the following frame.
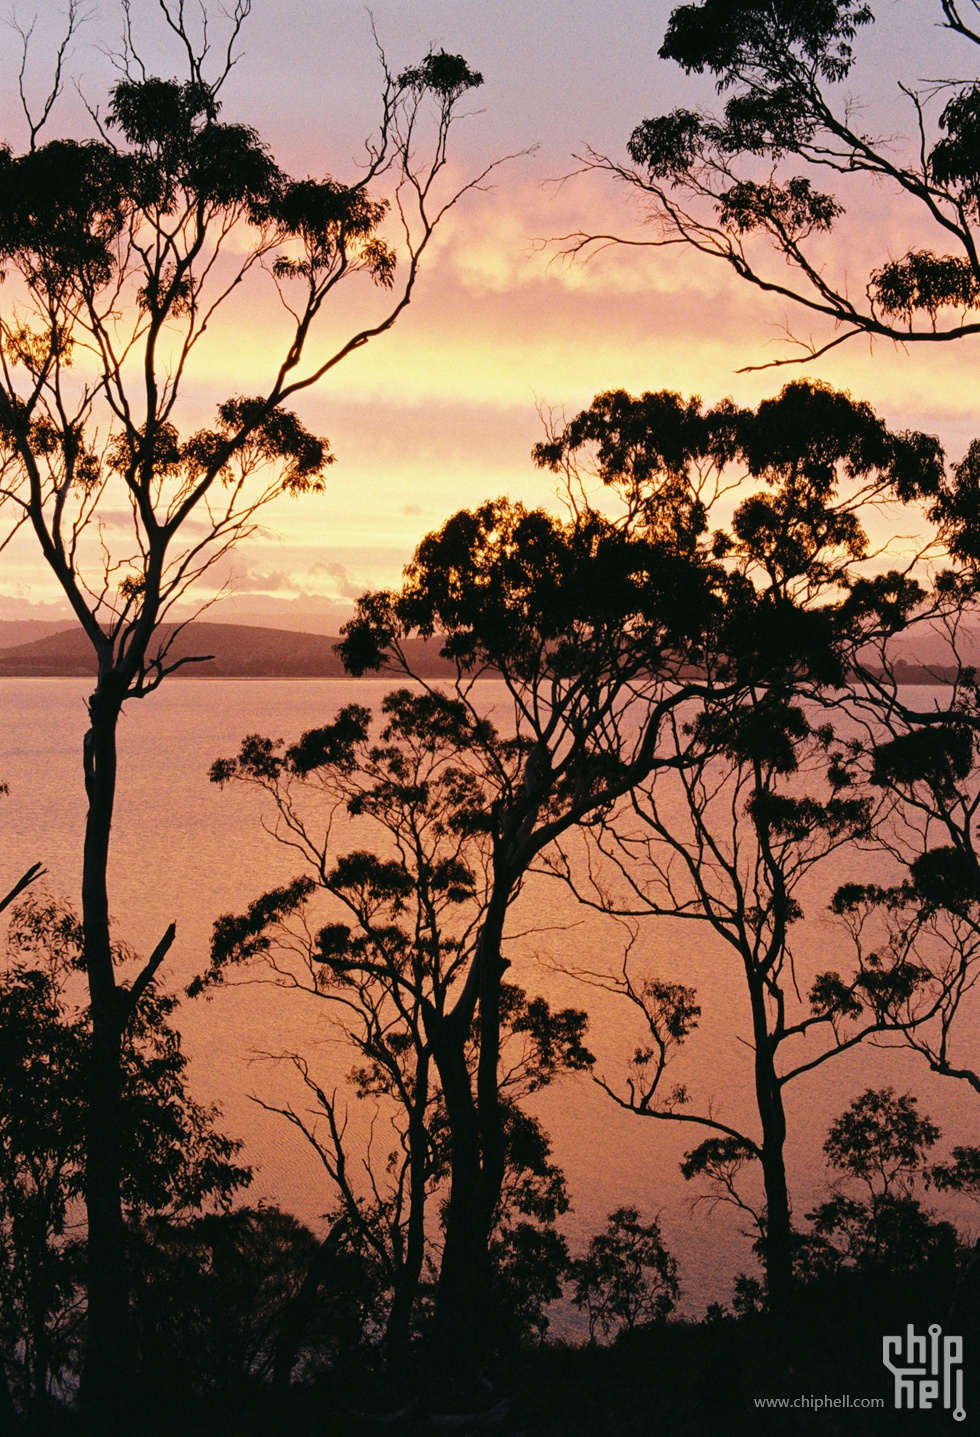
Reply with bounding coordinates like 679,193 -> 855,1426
0,0 -> 977,626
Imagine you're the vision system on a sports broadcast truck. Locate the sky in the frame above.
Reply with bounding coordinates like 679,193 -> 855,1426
1,0 -> 979,628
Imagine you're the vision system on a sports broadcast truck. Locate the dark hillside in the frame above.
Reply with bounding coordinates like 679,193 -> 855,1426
0,623 -> 457,679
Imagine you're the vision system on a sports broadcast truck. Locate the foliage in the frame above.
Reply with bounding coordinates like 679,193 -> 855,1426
536,377 -> 951,1310
131,1207 -> 379,1401
0,896 -> 249,1407
200,688 -> 594,1357
488,1105 -> 575,1347
11,2 -> 980,1418
340,493 -> 721,688
931,1143 -> 980,1201
0,3 -> 493,1410
573,0 -> 980,365
0,9 -> 488,684
822,1087 -> 941,1189
681,1138 -> 764,1237
827,706 -> 980,1102
798,1089 -> 964,1278
568,1207 -> 680,1342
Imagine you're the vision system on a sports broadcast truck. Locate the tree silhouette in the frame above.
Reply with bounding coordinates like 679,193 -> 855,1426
131,1206 -> 376,1405
800,1088 -> 963,1278
568,1207 -> 679,1343
0,894 -> 248,1416
197,688 -> 592,1367
536,379 -> 947,1307
563,0 -> 980,367
0,3 -> 493,1412
337,479 -> 740,1371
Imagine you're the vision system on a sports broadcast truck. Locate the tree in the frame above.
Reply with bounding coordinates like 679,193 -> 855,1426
131,1207 -> 377,1406
800,1088 -> 963,1278
540,0 -> 980,1317
536,379 -> 948,1307
337,479 -> 734,1371
490,1107 -> 575,1348
568,1207 -> 679,1343
803,519 -> 980,1113
0,2 -> 492,1411
576,699 -> 936,1307
561,0 -> 980,1127
196,688 -> 593,1366
335,376 -> 951,1331
564,0 -> 980,367
0,894 -> 249,1415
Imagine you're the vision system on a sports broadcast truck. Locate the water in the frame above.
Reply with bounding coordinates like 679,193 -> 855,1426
3,678 -> 978,1318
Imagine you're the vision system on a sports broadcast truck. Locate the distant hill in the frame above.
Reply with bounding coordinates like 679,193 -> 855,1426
0,619 -> 82,650
0,619 -> 961,684
0,622 -> 458,679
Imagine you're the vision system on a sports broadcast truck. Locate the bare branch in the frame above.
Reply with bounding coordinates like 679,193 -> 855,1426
0,862 -> 46,914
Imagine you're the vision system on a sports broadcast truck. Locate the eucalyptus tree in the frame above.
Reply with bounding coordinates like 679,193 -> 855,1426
194,687 -> 592,1363
0,2 -> 491,1412
819,433 -> 980,1103
568,1207 -> 680,1342
334,375 -> 934,1339
554,0 -> 980,1168
338,482 -> 731,1370
578,0 -> 980,1146
534,379 -> 950,1307
801,1087 -> 960,1278
560,0 -> 980,1094
565,0 -> 980,368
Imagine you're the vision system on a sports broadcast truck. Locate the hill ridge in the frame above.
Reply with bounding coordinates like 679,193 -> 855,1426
0,621 -> 455,679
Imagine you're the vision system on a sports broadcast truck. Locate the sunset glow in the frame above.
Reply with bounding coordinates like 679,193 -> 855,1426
0,0 -> 975,622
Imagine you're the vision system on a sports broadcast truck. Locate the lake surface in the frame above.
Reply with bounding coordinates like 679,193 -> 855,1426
3,678 -> 978,1319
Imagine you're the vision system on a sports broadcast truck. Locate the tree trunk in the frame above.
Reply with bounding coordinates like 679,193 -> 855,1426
384,1052 -> 431,1365
77,691 -> 131,1424
747,977 -> 792,1309
758,1121 -> 793,1310
475,889 -> 508,1237
430,1025 -> 485,1378
430,886 -> 510,1378
271,1217 -> 348,1390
